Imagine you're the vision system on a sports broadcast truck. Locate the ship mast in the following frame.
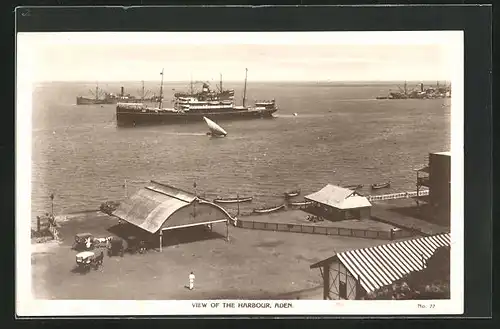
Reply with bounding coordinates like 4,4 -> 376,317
190,74 -> 194,95
243,68 -> 248,107
158,69 -> 164,109
95,82 -> 99,101
141,80 -> 145,102
220,73 -> 223,92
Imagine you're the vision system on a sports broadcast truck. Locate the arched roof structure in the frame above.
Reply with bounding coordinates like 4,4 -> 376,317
112,181 -> 233,234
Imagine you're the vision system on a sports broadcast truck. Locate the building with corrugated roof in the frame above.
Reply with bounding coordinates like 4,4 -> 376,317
304,184 -> 372,221
112,180 -> 233,250
310,233 -> 451,300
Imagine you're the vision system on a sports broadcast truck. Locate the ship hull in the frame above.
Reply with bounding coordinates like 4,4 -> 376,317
76,97 -> 117,105
76,97 -> 156,105
116,107 -> 278,127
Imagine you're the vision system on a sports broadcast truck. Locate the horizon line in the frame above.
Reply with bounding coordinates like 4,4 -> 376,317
35,79 -> 452,84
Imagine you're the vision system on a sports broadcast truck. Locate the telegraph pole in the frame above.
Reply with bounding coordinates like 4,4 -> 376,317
50,193 -> 54,217
237,193 -> 240,216
193,181 -> 197,219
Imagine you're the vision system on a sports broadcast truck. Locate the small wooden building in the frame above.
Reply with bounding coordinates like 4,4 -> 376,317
310,233 -> 451,300
304,184 -> 372,221
112,180 -> 233,250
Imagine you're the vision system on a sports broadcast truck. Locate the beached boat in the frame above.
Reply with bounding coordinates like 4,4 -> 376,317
213,196 -> 253,204
253,204 -> 286,214
204,116 -> 228,137
284,189 -> 301,198
371,182 -> 391,190
343,184 -> 363,190
288,200 -> 314,207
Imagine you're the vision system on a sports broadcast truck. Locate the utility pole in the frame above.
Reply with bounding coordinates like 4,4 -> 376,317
237,193 -> 240,216
50,193 -> 54,217
193,181 -> 197,219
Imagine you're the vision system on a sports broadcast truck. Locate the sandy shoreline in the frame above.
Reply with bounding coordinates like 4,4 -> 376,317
30,210 -> 393,300
29,199 -> 446,300
32,240 -> 62,254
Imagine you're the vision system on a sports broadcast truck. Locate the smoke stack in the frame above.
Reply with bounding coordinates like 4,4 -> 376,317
121,86 -> 124,97
420,83 -> 424,92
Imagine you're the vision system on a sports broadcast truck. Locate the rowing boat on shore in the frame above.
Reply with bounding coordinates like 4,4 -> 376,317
288,200 -> 313,207
253,204 -> 286,214
213,196 -> 253,204
284,189 -> 301,198
343,184 -> 363,190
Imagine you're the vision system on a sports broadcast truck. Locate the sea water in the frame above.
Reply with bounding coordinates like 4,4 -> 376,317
30,81 -> 450,223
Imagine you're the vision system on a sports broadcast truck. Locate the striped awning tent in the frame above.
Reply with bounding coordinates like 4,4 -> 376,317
318,233 -> 451,294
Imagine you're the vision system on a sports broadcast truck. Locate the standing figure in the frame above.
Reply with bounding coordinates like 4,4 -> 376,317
85,237 -> 92,250
189,271 -> 195,290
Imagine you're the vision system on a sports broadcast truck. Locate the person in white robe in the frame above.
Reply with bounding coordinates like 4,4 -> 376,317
189,272 -> 195,290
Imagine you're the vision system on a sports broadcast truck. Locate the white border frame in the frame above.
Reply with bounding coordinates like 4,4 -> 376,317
16,31 -> 464,316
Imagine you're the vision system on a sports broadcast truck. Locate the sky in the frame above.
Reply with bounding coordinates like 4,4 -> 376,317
18,32 -> 461,82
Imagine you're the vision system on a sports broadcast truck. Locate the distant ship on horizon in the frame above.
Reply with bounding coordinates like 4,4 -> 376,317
376,81 -> 452,100
115,68 -> 278,127
76,82 -> 161,105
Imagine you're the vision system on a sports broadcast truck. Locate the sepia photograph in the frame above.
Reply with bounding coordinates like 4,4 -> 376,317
16,31 -> 463,316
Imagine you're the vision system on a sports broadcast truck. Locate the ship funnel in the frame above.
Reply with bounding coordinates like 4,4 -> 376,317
121,86 -> 124,97
420,83 -> 424,92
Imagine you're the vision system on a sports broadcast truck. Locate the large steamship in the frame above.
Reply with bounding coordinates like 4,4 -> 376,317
115,68 -> 278,127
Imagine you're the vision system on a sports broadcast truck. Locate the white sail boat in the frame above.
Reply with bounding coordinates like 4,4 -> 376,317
203,116 -> 228,137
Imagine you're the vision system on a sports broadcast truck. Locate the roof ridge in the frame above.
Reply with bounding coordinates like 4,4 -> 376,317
149,180 -> 196,196
334,233 -> 451,293
337,233 -> 451,256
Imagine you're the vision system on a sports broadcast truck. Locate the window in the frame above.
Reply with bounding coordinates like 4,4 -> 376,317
339,281 -> 347,299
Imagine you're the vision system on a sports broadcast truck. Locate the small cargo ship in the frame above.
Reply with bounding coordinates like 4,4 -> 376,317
77,82 -> 161,105
115,68 -> 278,127
375,81 -> 452,100
76,83 -> 117,105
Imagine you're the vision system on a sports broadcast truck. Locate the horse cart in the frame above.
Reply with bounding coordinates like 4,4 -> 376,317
75,251 -> 104,273
107,237 -> 125,257
72,233 -> 95,251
